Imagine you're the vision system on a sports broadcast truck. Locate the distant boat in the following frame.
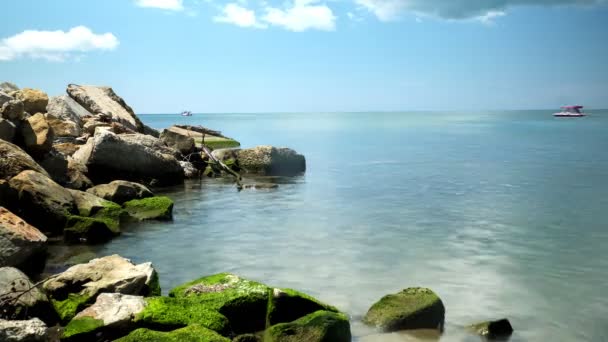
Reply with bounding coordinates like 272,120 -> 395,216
181,110 -> 193,116
554,106 -> 586,117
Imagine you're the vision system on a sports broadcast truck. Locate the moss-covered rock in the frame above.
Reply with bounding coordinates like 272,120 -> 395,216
115,325 -> 231,342
169,273 -> 270,334
233,333 -> 262,342
264,310 -> 351,342
363,287 -> 445,332
51,293 -> 91,324
123,196 -> 174,221
267,288 -> 339,326
195,136 -> 240,150
63,215 -> 121,244
134,296 -> 232,336
61,316 -> 104,341
467,318 -> 514,339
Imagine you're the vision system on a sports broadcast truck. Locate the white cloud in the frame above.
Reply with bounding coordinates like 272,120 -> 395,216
262,0 -> 336,31
356,0 -> 606,22
135,0 -> 184,11
214,3 -> 267,28
0,26 -> 119,62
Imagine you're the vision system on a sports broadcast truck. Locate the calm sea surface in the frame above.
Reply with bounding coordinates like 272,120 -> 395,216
53,111 -> 608,341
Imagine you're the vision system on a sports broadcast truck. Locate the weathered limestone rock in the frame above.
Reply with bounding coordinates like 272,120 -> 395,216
82,119 -> 111,135
0,118 -> 16,142
8,170 -> 77,235
0,82 -> 19,93
0,207 -> 47,271
13,88 -> 48,114
53,142 -> 81,156
160,126 -> 196,155
46,95 -> 90,126
67,84 -> 144,133
236,146 -> 306,176
0,140 -> 49,181
467,318 -> 514,339
42,254 -> 160,322
62,293 -> 147,341
363,287 -> 445,332
73,130 -> 184,185
0,318 -> 48,342
65,159 -> 93,190
0,268 -> 56,323
0,99 -> 25,121
44,114 -> 80,137
264,310 -> 351,342
86,180 -> 153,204
19,113 -> 54,157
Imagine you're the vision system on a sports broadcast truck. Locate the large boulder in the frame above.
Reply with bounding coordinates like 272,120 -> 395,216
0,140 -> 48,180
73,130 -> 184,185
0,82 -> 19,93
0,118 -> 16,142
42,254 -> 160,322
0,207 -> 47,272
19,113 -> 54,157
13,88 -> 48,114
62,293 -> 147,341
264,310 -> 351,342
160,126 -> 196,155
0,267 -> 57,323
215,146 -> 306,176
86,180 -> 153,204
67,84 -> 144,133
46,95 -> 91,126
44,114 -> 80,137
363,287 -> 445,332
0,99 -> 25,121
8,170 -> 77,235
0,318 -> 48,342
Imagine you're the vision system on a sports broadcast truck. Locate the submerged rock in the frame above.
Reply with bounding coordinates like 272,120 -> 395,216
8,170 -> 77,235
363,287 -> 445,332
73,130 -> 184,186
116,325 -> 230,342
0,207 -> 47,271
0,318 -> 48,342
214,146 -> 306,176
123,196 -> 174,221
86,180 -> 153,204
0,268 -> 57,323
467,318 -> 514,339
43,254 -> 160,322
12,88 -> 48,114
0,140 -> 48,180
67,84 -> 144,133
264,310 -> 351,342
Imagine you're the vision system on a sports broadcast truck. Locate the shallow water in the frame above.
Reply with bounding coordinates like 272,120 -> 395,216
53,111 -> 608,341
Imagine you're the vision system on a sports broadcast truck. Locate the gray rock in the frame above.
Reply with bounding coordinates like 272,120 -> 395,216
64,158 -> 93,191
180,161 -> 198,178
160,126 -> 195,155
67,84 -> 144,133
46,95 -> 91,126
467,318 -> 514,339
19,113 -> 54,157
0,140 -> 49,181
0,92 -> 13,108
0,208 -> 47,271
37,149 -> 69,185
0,82 -> 19,93
43,254 -> 160,322
0,118 -> 16,142
73,130 -> 184,186
68,189 -> 116,216
1,99 -> 25,121
86,180 -> 153,204
12,89 -> 48,115
0,268 -> 56,323
143,124 -> 160,138
8,170 -> 77,235
0,318 -> 48,342
236,146 -> 306,176
82,119 -> 111,135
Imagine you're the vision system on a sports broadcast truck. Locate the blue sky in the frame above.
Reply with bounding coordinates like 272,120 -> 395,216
1,0 -> 607,112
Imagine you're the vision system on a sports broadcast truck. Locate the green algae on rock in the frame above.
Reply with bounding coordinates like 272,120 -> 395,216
264,310 -> 351,342
51,293 -> 91,324
134,296 -> 232,336
123,196 -> 174,221
63,215 -> 120,244
363,287 -> 445,332
61,316 -> 104,341
267,288 -> 339,326
169,273 -> 270,334
195,136 -> 240,150
115,324 -> 231,342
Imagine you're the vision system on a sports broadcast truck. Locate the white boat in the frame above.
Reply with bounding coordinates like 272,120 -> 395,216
180,110 -> 192,116
554,106 -> 586,117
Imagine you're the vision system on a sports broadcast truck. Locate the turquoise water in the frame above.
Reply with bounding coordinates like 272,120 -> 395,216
86,112 -> 607,341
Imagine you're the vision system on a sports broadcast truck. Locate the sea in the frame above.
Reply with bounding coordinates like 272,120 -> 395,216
48,111 -> 608,341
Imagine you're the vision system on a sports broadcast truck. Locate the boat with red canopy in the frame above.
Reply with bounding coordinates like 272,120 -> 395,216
554,106 -> 586,117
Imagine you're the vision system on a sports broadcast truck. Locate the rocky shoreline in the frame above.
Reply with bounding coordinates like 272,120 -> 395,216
1,81 -> 511,341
